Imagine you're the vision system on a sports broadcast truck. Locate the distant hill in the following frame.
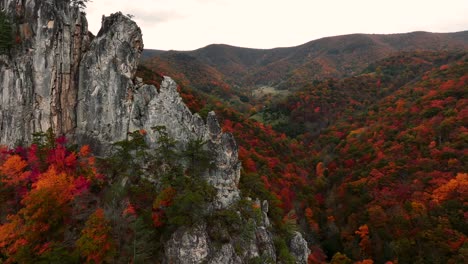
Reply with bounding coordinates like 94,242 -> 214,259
141,49 -> 166,60
142,31 -> 468,90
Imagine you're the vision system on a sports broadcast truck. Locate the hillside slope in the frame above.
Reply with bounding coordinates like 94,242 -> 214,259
308,56 -> 467,263
141,51 -> 468,263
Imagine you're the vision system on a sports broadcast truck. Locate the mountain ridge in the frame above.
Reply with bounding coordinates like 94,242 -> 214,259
145,30 -> 468,53
143,30 -> 468,90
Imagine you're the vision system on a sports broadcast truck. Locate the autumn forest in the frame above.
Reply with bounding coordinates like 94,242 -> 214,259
139,41 -> 467,263
1,28 -> 467,263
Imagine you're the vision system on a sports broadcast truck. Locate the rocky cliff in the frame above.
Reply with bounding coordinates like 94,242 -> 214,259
0,1 -> 309,263
1,0 -> 90,144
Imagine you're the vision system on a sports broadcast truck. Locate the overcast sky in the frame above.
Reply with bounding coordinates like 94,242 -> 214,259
85,0 -> 468,51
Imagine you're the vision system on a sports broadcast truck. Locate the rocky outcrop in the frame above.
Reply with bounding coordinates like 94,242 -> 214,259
127,78 -> 241,209
290,231 -> 311,264
0,1 -> 309,263
164,200 -> 277,264
0,0 -> 90,144
76,12 -> 142,149
165,224 -> 210,264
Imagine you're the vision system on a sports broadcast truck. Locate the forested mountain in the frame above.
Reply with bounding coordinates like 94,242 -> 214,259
143,31 -> 468,91
0,0 -> 466,262
140,47 -> 467,263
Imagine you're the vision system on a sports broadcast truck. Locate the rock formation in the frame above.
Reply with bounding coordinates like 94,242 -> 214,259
1,0 -> 90,144
0,1 -> 309,262
76,12 -> 142,149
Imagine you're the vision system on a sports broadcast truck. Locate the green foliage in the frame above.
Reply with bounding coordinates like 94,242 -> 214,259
330,252 -> 353,264
152,126 -> 178,165
198,104 -> 214,119
273,237 -> 296,264
236,199 -> 263,224
32,128 -> 57,149
165,175 -> 216,228
239,95 -> 250,103
0,11 -> 13,54
207,208 -> 242,243
71,0 -> 90,10
182,138 -> 215,177
75,208 -> 115,263
239,172 -> 284,231
36,244 -> 80,264
98,129 -> 220,258
104,128 -> 218,234
105,130 -> 149,183
128,217 -> 158,263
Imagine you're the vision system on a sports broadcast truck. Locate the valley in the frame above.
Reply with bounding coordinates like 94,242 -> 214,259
140,35 -> 468,263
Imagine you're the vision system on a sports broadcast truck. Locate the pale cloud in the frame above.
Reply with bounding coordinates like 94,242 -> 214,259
85,0 -> 468,50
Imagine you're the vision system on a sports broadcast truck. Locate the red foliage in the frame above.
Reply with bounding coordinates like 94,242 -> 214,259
308,246 -> 327,264
0,140 -> 101,261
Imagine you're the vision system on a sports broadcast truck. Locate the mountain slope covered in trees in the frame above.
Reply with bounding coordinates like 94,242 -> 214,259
140,48 -> 467,263
1,12 -> 467,262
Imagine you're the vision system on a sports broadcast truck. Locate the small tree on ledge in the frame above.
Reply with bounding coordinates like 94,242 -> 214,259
71,0 -> 91,10
0,11 -> 13,55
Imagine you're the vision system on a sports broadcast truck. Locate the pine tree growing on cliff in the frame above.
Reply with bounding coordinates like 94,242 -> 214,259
71,0 -> 90,10
0,11 -> 13,54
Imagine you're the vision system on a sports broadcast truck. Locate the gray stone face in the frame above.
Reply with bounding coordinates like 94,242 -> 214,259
0,0 -> 89,145
208,244 -> 242,264
76,12 -> 143,150
165,225 -> 210,264
290,231 -> 311,264
128,79 -> 241,210
164,204 -> 278,264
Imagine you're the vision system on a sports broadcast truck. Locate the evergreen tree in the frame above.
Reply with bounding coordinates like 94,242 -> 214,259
183,138 -> 214,177
0,11 -> 13,54
71,0 -> 90,10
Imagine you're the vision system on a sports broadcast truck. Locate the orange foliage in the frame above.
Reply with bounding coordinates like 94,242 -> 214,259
154,187 -> 176,208
0,139 -> 101,261
79,145 -> 91,157
431,173 -> 468,204
305,207 -> 319,232
0,155 -> 31,187
355,259 -> 374,264
355,225 -> 371,257
316,162 -> 325,177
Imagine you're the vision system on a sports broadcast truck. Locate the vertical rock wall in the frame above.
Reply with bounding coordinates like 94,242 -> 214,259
0,0 -> 89,144
76,12 -> 142,148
